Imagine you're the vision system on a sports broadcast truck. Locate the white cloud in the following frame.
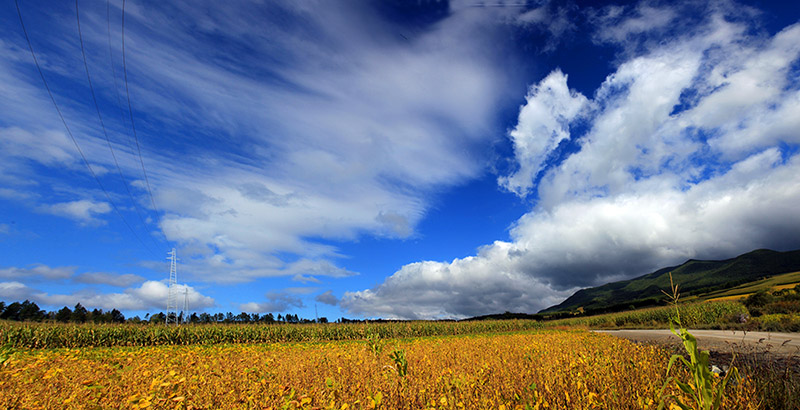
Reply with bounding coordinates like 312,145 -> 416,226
344,152 -> 800,318
0,1 -> 574,287
282,287 -> 318,295
314,290 -> 339,306
37,199 -> 112,225
0,281 -> 33,300
240,291 -> 305,313
25,281 -> 214,311
499,69 -> 588,196
6,0 -> 797,320
0,264 -> 76,280
342,245 -> 574,319
536,48 -> 705,209
517,7 -> 548,25
73,272 -> 145,287
123,281 -> 215,311
687,24 -> 800,158
0,261 -> 213,311
514,4 -> 575,51
0,188 -> 37,201
28,0 -> 525,283
592,3 -> 678,44
0,127 -> 77,169
342,10 -> 800,319
285,260 -> 357,281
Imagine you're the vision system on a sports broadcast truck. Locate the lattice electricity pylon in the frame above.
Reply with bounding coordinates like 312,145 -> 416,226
166,248 -> 179,324
182,287 -> 189,324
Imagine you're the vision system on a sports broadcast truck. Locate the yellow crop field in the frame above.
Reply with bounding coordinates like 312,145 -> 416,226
707,283 -> 799,302
772,283 -> 800,292
0,330 -> 757,410
707,294 -> 749,302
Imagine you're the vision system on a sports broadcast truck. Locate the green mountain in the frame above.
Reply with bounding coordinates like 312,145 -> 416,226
540,248 -> 800,314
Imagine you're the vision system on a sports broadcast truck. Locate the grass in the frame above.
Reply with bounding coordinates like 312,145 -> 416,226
734,346 -> 800,409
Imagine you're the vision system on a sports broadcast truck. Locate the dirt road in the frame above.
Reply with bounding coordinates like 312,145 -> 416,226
595,329 -> 800,356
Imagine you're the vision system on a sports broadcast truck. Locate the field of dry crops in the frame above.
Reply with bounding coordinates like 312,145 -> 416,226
0,329 -> 758,410
0,320 -> 542,349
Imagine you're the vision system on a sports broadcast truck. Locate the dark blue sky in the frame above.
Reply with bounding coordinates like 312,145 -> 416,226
1,0 -> 799,319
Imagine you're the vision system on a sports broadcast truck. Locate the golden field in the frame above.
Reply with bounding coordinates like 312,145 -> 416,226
0,329 -> 758,410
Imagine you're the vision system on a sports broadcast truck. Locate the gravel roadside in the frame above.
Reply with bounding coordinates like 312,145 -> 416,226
594,329 -> 800,356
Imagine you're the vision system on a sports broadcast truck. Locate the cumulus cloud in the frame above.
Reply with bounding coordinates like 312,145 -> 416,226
38,199 -> 112,225
341,245 -> 573,320
240,291 -> 305,313
314,290 -> 339,306
343,10 -> 800,319
499,69 -> 588,196
123,281 -> 215,311
0,281 -> 33,300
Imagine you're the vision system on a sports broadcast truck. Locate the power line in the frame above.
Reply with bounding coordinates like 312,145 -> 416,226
76,0 -> 160,251
14,0 -> 156,257
106,0 -> 137,166
121,0 -> 167,244
106,0 -> 168,247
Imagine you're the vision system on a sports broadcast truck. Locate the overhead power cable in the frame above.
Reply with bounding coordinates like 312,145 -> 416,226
76,0 -> 160,250
121,0 -> 168,244
15,0 -> 156,257
106,0 -> 136,160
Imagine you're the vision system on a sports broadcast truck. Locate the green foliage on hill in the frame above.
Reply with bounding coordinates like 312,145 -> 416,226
545,301 -> 748,329
541,249 -> 800,314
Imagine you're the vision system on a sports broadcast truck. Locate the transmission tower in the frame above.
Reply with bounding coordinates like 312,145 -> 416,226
166,248 -> 179,324
182,288 -> 189,324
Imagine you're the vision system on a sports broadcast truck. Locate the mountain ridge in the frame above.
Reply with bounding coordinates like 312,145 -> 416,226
539,248 -> 800,314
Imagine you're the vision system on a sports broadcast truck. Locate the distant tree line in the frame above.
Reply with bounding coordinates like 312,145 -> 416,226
0,299 -> 338,325
0,300 -> 125,323
143,311 -> 330,325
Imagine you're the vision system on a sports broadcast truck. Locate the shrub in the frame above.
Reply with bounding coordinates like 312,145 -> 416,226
764,300 -> 800,315
744,290 -> 774,310
753,313 -> 800,332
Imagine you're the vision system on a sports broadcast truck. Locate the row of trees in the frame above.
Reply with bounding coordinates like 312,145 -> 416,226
141,311 -> 329,324
0,300 -> 332,325
0,300 -> 125,323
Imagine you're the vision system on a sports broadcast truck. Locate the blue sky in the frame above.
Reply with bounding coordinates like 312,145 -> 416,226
1,0 -> 799,320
